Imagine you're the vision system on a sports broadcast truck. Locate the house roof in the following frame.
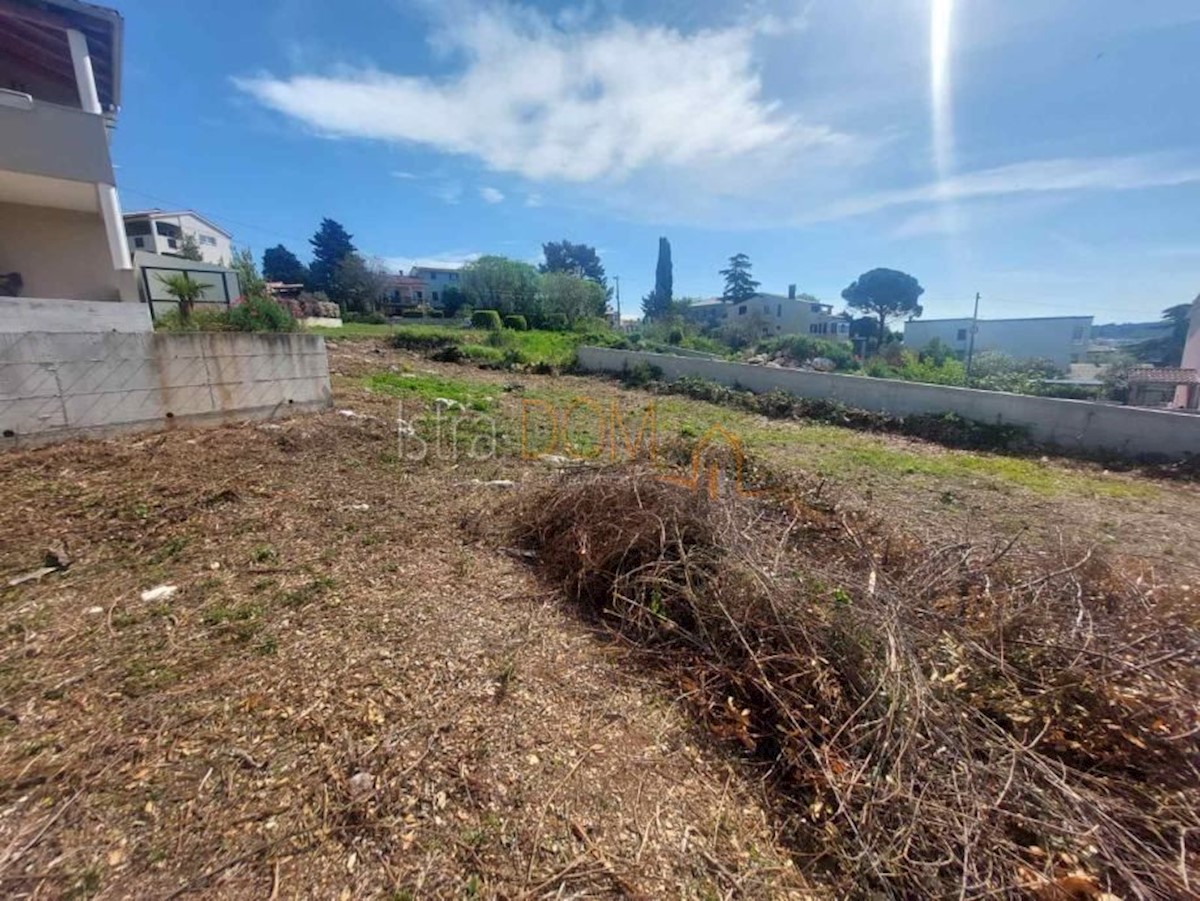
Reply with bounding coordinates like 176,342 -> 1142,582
0,0 -> 124,112
122,209 -> 232,238
1128,367 -> 1200,384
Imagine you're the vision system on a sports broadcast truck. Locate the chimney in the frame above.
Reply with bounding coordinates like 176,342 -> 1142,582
788,284 -> 796,300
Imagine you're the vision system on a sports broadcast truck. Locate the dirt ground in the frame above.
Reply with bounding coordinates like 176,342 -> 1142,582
1,339 -> 1196,899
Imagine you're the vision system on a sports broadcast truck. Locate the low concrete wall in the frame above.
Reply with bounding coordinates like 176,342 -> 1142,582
301,317 -> 343,328
0,296 -> 151,333
1,331 -> 332,447
577,346 -> 1200,460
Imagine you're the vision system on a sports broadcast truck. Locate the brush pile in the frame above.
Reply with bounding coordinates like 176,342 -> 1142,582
507,468 -> 1199,899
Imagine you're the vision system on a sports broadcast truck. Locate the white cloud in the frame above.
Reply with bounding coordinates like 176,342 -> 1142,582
390,170 -> 417,179
479,186 -> 505,204
234,4 -> 847,184
432,182 -> 463,204
524,192 -> 543,208
816,154 -> 1200,224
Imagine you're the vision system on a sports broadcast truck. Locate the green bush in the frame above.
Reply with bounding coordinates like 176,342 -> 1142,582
758,335 -> 858,371
503,314 -> 528,331
153,307 -> 235,332
667,327 -> 684,345
472,309 -> 503,330
344,311 -> 387,325
620,361 -> 662,388
390,326 -> 463,350
228,295 -> 297,332
542,312 -> 568,332
400,308 -> 425,318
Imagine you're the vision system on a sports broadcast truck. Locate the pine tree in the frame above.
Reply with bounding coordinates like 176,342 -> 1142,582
307,219 -> 356,298
720,253 -> 760,303
262,244 -> 308,284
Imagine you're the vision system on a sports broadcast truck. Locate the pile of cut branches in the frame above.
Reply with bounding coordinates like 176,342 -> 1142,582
507,468 -> 1199,899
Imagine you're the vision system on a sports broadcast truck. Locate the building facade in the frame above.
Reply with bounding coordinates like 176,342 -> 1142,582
903,316 -> 1093,369
408,265 -> 463,306
0,0 -> 136,302
123,209 -> 232,265
683,287 -> 850,340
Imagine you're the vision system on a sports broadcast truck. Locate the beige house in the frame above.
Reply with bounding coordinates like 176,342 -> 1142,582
123,209 -> 233,265
683,286 -> 850,340
0,0 -> 136,304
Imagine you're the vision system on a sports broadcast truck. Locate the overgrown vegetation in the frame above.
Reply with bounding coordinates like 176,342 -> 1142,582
388,323 -> 628,370
649,375 -> 1030,451
508,470 -> 1199,900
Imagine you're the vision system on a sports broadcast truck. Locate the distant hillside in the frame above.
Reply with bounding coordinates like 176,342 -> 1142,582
1091,321 -> 1167,341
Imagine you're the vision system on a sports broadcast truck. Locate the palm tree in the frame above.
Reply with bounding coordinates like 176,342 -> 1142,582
155,272 -> 208,322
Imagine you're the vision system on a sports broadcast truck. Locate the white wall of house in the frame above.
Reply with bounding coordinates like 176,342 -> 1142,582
0,200 -> 137,301
409,266 -> 462,305
904,316 -> 1093,369
0,1 -> 135,307
124,212 -> 232,265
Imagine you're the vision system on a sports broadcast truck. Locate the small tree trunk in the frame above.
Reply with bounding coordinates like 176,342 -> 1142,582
180,298 -> 193,322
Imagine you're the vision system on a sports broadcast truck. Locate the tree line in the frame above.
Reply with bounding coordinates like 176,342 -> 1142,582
639,236 -> 925,353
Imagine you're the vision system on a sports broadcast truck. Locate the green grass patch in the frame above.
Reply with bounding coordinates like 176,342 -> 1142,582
365,371 -> 499,410
305,322 -> 395,339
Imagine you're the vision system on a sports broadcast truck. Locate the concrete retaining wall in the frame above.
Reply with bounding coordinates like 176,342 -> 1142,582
577,346 -> 1200,460
0,296 -> 151,333
1,331 -> 331,447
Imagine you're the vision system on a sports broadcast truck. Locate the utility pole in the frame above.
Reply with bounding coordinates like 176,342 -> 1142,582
614,275 -> 621,324
964,292 -> 980,385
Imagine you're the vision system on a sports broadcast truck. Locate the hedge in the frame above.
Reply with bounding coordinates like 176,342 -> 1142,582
471,309 -> 503,330
503,314 -> 528,331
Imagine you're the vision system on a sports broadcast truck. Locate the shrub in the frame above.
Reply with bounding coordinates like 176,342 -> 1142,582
620,361 -> 662,388
344,311 -> 387,325
228,295 -> 297,332
389,326 -> 462,350
485,329 -> 516,349
153,307 -> 234,332
503,314 -> 528,331
542,312 -> 568,332
472,309 -> 503,330
667,327 -> 684,346
400,308 -> 425,318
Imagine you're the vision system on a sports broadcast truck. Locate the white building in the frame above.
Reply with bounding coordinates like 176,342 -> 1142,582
123,209 -> 232,265
408,264 -> 462,306
683,287 -> 850,340
0,0 -> 136,303
903,316 -> 1093,369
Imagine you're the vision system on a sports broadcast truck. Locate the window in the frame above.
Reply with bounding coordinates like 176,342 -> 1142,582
432,291 -> 439,302
811,304 -> 821,313
125,220 -> 151,237
198,234 -> 217,246
764,305 -> 770,315
776,304 -> 782,317
956,328 -> 968,341
738,305 -> 747,316
810,324 -> 819,334
166,238 -> 178,249
155,222 -> 181,238
132,236 -> 144,248
1071,325 -> 1085,341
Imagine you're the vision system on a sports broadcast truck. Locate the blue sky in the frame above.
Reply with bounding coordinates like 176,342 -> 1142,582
111,0 -> 1200,322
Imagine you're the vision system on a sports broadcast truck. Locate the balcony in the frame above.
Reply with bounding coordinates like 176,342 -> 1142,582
0,93 -> 115,201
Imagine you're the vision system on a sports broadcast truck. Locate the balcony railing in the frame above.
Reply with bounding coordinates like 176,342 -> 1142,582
0,95 -> 114,187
